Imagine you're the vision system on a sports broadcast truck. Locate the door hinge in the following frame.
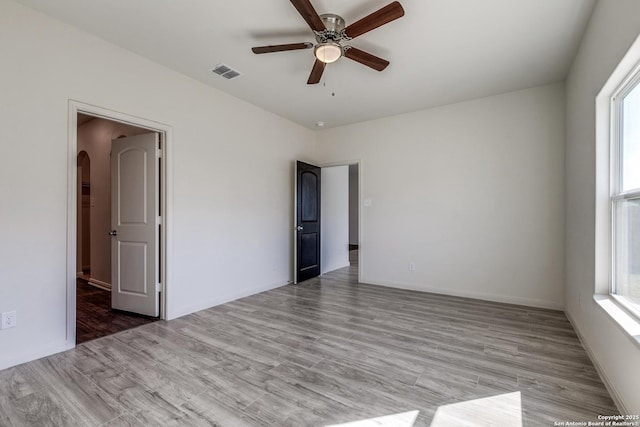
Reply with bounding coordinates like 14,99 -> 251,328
156,216 -> 162,225
156,149 -> 162,158
156,282 -> 163,293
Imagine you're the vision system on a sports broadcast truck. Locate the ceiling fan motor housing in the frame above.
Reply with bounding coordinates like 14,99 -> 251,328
315,13 -> 346,43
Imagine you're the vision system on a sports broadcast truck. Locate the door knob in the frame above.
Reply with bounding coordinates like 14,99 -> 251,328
296,225 -> 303,232
108,230 -> 118,236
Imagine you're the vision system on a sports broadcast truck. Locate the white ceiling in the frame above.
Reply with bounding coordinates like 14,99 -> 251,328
16,0 -> 596,129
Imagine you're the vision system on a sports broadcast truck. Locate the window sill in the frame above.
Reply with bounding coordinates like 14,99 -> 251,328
594,294 -> 640,349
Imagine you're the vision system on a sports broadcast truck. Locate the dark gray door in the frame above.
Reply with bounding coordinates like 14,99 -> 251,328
296,161 -> 321,282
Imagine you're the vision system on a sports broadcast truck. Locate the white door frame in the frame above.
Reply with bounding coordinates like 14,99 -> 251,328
66,100 -> 173,345
319,159 -> 362,282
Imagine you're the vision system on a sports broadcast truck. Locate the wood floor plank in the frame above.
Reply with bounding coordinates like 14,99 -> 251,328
415,366 -> 480,399
0,366 -> 38,402
127,391 -> 213,427
180,394 -> 253,426
0,392 -> 80,427
100,413 -> 147,427
242,393 -> 300,426
0,252 -> 619,426
26,358 -> 126,426
80,367 -> 155,414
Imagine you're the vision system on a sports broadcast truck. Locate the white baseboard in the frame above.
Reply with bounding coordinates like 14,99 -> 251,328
0,340 -> 74,371
321,262 -> 351,275
565,310 -> 629,414
360,277 -> 564,310
88,278 -> 111,291
167,280 -> 291,320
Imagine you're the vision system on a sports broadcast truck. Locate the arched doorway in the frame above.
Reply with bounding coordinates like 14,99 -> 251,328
77,151 -> 91,277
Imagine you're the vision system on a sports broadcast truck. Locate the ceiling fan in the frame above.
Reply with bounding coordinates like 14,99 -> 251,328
251,0 -> 405,84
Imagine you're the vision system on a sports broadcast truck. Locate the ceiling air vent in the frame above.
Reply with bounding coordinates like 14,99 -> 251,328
211,63 -> 242,80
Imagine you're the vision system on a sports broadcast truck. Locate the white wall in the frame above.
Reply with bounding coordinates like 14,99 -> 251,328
565,0 -> 640,414
349,164 -> 359,246
321,166 -> 349,274
316,83 -> 566,309
0,0 -> 316,370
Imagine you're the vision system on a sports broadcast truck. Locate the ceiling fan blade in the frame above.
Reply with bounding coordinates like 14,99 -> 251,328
252,42 -> 313,54
289,0 -> 325,32
307,59 -> 326,84
343,1 -> 405,39
344,47 -> 389,71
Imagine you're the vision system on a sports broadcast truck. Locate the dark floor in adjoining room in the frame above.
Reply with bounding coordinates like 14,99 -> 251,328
76,279 -> 158,344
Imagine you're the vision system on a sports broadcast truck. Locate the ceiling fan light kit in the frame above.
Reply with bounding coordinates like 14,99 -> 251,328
251,0 -> 404,84
314,42 -> 342,63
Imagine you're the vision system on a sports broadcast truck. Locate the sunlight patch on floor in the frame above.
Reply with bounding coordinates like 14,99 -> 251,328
430,392 -> 522,427
326,410 -> 420,427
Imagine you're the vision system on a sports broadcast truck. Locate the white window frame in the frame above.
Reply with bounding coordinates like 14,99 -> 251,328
594,34 -> 640,347
610,69 -> 640,320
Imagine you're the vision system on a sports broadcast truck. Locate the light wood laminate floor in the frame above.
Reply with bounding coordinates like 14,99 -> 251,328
0,253 -> 618,426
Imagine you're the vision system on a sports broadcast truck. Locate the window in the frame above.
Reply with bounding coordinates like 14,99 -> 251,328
611,72 -> 640,317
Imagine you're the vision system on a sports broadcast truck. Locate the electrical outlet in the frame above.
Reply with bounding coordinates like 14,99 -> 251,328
1,311 -> 17,329
578,292 -> 581,308
408,262 -> 416,271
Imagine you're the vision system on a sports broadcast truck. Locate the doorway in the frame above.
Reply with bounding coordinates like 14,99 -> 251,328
67,102 -> 171,346
77,151 -> 91,279
321,163 -> 359,276
348,164 -> 359,269
294,160 -> 361,283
